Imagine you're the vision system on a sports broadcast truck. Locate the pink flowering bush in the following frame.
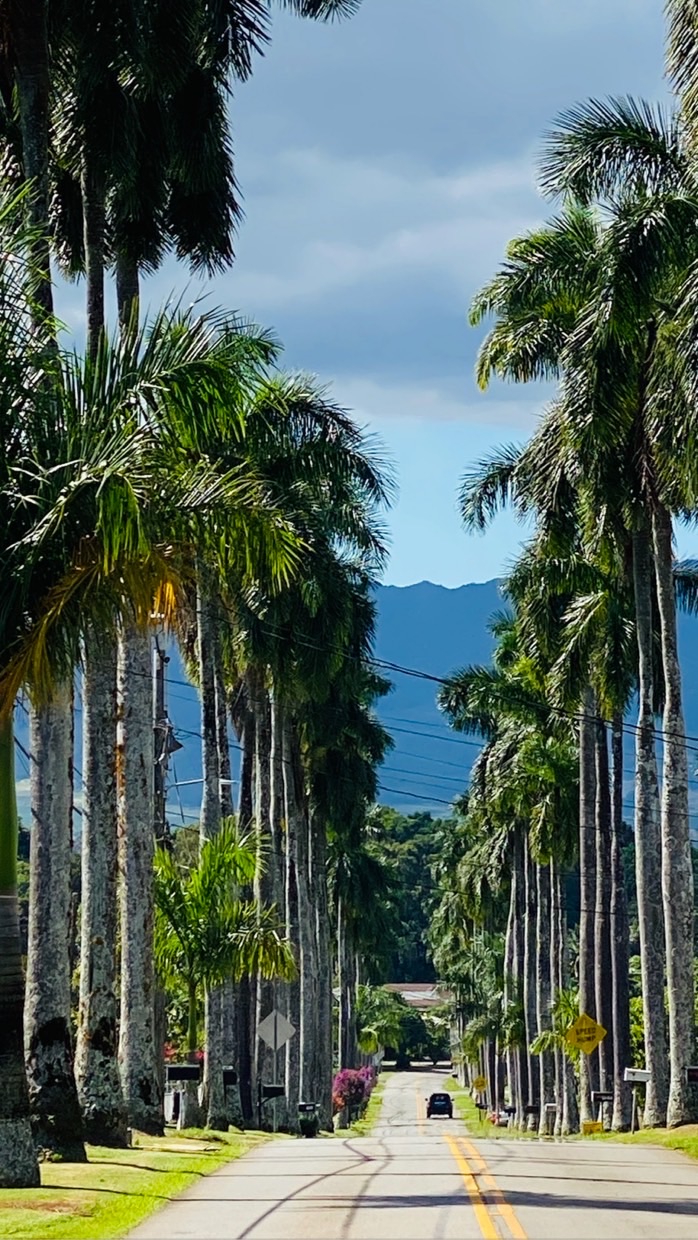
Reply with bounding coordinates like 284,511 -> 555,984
357,1065 -> 376,1096
332,1068 -> 368,1116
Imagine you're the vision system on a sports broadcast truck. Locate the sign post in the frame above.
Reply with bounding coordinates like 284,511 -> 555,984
258,1009 -> 295,1132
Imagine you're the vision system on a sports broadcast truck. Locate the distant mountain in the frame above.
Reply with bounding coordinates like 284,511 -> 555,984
372,580 -> 501,813
150,579 -> 503,821
15,578 -> 698,828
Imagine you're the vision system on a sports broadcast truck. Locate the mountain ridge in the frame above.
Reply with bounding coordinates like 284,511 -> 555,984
15,577 -> 698,826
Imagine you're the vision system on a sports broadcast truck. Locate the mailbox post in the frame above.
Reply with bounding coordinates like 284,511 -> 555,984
257,1082 -> 285,1130
623,1067 -> 651,1133
591,1089 -> 613,1126
165,1064 -> 202,1126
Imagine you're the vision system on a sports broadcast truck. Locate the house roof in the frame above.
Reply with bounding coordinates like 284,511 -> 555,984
383,983 -> 449,1010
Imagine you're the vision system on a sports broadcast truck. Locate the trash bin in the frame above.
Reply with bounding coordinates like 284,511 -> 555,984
298,1101 -> 319,1138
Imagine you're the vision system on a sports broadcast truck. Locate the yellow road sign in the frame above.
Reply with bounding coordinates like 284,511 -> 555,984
472,1075 -> 487,1092
565,1013 -> 607,1055
581,1120 -> 603,1135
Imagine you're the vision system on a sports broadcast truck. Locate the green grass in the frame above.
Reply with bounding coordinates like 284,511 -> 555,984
0,1128 -> 273,1240
444,1081 -> 698,1160
585,1123 -> 698,1161
344,1077 -> 388,1136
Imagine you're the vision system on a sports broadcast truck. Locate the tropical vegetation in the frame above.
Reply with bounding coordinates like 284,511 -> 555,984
8,0 -> 698,1200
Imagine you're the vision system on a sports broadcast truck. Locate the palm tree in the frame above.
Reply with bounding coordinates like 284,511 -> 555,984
464,153 -> 696,1123
215,373 -> 393,1124
355,985 -> 406,1056
0,0 -> 53,318
538,97 -> 698,1124
0,205 -> 255,1184
154,823 -> 295,1128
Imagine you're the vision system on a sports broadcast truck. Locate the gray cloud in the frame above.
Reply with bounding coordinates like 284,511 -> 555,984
235,0 -> 666,173
56,0 -> 666,431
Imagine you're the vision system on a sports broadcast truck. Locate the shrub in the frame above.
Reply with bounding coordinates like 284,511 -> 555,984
332,1068 -> 368,1115
357,1065 -> 376,1097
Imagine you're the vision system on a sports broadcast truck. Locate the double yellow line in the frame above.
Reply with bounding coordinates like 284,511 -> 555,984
445,1134 -> 528,1240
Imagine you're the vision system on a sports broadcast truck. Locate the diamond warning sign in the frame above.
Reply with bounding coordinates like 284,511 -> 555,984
565,1013 -> 607,1055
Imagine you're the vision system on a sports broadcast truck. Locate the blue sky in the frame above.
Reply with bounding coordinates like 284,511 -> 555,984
59,0 -> 689,587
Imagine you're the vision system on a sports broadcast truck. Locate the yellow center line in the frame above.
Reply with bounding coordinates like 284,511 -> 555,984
444,1133 -> 498,1240
459,1137 -> 529,1240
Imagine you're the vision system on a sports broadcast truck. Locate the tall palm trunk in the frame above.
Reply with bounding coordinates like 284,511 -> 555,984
594,719 -> 614,1107
308,801 -> 332,1129
25,681 -> 85,1159
632,526 -> 668,1125
610,715 -> 632,1131
213,642 -> 241,1124
503,852 -> 516,1118
81,156 -> 105,354
282,713 -> 313,1122
651,502 -> 695,1126
511,831 -> 526,1127
116,254 -> 139,330
75,141 -> 129,1143
76,627 -> 127,1144
214,642 -> 234,819
337,894 -> 358,1071
0,711 -> 40,1186
578,685 -> 598,1124
522,838 -> 538,1125
253,676 -> 275,1097
536,862 -> 555,1136
235,690 -> 256,1124
117,620 -> 163,1134
197,571 -> 227,1130
266,694 -> 287,1122
238,692 -> 255,829
549,857 -> 562,1135
553,861 -> 578,1135
13,0 -> 53,321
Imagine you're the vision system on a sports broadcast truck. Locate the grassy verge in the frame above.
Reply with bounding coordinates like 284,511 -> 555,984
444,1082 -> 698,1159
344,1076 -> 388,1137
0,1128 -> 273,1240
586,1123 -> 698,1161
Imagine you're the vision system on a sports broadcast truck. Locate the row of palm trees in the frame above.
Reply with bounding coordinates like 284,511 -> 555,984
0,0 -> 389,1189
433,7 -> 698,1132
0,208 -> 392,1181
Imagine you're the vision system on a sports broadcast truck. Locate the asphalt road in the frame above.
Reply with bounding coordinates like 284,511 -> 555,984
130,1069 -> 698,1240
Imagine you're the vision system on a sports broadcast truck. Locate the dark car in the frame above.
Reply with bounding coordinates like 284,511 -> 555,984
426,1091 -> 453,1119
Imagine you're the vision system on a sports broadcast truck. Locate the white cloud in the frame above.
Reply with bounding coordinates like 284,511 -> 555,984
224,148 -> 543,311
330,375 -> 543,430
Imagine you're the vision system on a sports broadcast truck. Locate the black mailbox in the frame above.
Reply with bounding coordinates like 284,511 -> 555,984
686,1066 -> 698,1084
222,1068 -> 237,1087
298,1102 -> 317,1114
166,1064 -> 201,1083
591,1091 -> 613,1106
261,1083 -> 285,1102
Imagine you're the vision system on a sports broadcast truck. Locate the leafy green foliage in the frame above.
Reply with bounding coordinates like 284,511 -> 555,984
364,807 -> 444,982
154,822 -> 294,1053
